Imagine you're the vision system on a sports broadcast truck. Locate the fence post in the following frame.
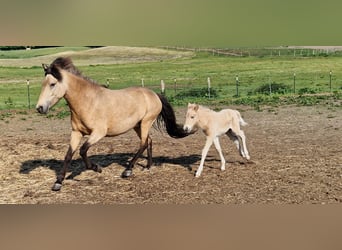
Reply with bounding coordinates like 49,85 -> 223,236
161,80 -> 165,95
141,78 -> 144,87
269,76 -> 272,95
293,73 -> 296,94
26,79 -> 30,110
174,78 -> 177,96
235,75 -> 239,97
329,71 -> 332,92
207,77 -> 211,98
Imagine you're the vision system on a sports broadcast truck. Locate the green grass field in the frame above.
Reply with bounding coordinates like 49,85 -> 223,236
0,46 -> 341,110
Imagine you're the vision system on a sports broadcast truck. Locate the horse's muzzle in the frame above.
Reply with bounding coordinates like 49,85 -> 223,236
183,126 -> 192,134
36,105 -> 47,114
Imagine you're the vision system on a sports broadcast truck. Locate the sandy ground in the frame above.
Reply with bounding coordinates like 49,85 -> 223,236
0,105 -> 341,204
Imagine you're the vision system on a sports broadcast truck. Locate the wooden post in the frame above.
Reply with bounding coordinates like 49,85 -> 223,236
293,73 -> 296,94
269,76 -> 272,95
141,78 -> 144,87
329,71 -> 332,92
207,77 -> 211,98
27,79 -> 30,109
174,78 -> 177,95
161,80 -> 165,94
235,75 -> 239,97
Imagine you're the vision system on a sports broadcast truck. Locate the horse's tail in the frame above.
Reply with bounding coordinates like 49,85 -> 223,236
155,94 -> 189,138
236,111 -> 248,127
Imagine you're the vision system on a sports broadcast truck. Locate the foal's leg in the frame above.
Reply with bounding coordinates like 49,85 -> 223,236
237,130 -> 250,160
231,129 -> 250,160
52,131 -> 82,191
226,130 -> 246,158
213,137 -> 226,171
196,136 -> 214,177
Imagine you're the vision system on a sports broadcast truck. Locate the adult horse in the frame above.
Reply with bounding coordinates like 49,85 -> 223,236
36,57 -> 188,191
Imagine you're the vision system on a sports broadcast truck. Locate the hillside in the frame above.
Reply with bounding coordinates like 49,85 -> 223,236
0,46 -> 194,67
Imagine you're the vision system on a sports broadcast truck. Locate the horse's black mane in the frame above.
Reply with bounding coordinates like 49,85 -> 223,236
46,57 -> 103,87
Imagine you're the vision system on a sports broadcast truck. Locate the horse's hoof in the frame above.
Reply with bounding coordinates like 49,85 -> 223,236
89,164 -> 102,173
52,183 -> 62,191
95,165 -> 102,173
121,169 -> 133,178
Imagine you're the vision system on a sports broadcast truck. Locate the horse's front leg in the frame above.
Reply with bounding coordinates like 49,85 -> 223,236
80,132 -> 105,173
52,131 -> 82,191
196,136 -> 213,177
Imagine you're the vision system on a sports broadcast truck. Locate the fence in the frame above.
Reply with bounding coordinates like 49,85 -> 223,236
162,46 -> 342,58
1,71 -> 341,110
106,71 -> 341,100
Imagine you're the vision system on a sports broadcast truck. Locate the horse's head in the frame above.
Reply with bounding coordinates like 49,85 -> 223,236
183,103 -> 200,133
36,61 -> 67,114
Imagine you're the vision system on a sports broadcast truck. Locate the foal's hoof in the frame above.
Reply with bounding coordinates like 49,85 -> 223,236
52,183 -> 62,191
121,169 -> 133,178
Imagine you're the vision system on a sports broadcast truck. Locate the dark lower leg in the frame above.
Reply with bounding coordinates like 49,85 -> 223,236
52,146 -> 73,191
80,142 -> 102,172
146,138 -> 153,169
121,142 -> 148,178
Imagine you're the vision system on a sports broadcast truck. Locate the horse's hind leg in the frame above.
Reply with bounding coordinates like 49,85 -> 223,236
121,121 -> 153,178
146,136 -> 153,168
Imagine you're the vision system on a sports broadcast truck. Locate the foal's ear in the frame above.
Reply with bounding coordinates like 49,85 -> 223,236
194,104 -> 199,111
42,63 -> 49,72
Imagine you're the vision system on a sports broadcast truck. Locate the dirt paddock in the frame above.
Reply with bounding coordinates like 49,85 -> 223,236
0,105 -> 341,204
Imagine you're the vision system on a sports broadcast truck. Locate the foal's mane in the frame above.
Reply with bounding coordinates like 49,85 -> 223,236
48,57 -> 102,87
197,104 -> 213,114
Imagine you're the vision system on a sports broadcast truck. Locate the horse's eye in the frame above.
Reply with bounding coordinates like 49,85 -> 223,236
50,83 -> 56,88
191,116 -> 195,119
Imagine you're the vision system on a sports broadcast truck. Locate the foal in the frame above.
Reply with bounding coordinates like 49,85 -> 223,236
183,103 -> 250,177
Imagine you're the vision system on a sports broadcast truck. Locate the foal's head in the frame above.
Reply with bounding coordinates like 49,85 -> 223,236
36,57 -> 73,114
183,103 -> 200,133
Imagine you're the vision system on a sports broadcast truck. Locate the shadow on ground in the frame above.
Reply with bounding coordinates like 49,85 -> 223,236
20,153 -> 202,180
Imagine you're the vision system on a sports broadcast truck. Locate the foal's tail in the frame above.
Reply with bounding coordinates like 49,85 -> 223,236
236,111 -> 248,127
156,94 -> 189,138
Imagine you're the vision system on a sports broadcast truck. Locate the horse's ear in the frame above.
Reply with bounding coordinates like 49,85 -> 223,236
194,104 -> 199,111
188,103 -> 192,107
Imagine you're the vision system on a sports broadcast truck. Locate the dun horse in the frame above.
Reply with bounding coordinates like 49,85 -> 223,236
183,103 -> 250,177
36,57 -> 188,191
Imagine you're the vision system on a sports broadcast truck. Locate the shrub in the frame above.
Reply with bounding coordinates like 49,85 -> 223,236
175,87 -> 218,98
254,82 -> 291,95
4,97 -> 14,107
298,87 -> 317,95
